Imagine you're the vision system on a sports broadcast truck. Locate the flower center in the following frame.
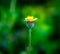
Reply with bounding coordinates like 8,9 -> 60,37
26,16 -> 34,21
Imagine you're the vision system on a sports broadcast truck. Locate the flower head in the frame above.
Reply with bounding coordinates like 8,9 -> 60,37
25,16 -> 37,22
25,16 -> 38,28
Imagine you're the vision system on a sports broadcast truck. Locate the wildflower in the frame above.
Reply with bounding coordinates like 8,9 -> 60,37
25,16 -> 37,28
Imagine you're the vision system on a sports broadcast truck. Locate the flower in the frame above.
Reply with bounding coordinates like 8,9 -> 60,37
25,16 -> 37,28
25,16 -> 37,22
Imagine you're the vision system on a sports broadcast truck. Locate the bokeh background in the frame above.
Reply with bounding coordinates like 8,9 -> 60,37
0,0 -> 60,54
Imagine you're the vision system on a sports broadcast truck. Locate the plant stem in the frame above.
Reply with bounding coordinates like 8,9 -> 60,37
28,28 -> 32,54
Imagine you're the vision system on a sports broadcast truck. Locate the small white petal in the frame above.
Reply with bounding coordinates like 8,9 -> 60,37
24,18 -> 27,21
33,18 -> 38,21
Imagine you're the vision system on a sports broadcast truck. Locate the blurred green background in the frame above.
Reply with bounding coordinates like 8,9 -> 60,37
0,0 -> 60,54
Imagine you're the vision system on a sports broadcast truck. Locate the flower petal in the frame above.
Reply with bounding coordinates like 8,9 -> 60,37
33,18 -> 38,21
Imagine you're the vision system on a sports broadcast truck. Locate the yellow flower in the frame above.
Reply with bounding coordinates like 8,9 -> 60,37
25,16 -> 37,22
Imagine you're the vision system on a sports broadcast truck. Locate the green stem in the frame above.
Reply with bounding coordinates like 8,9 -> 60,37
28,28 -> 32,54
